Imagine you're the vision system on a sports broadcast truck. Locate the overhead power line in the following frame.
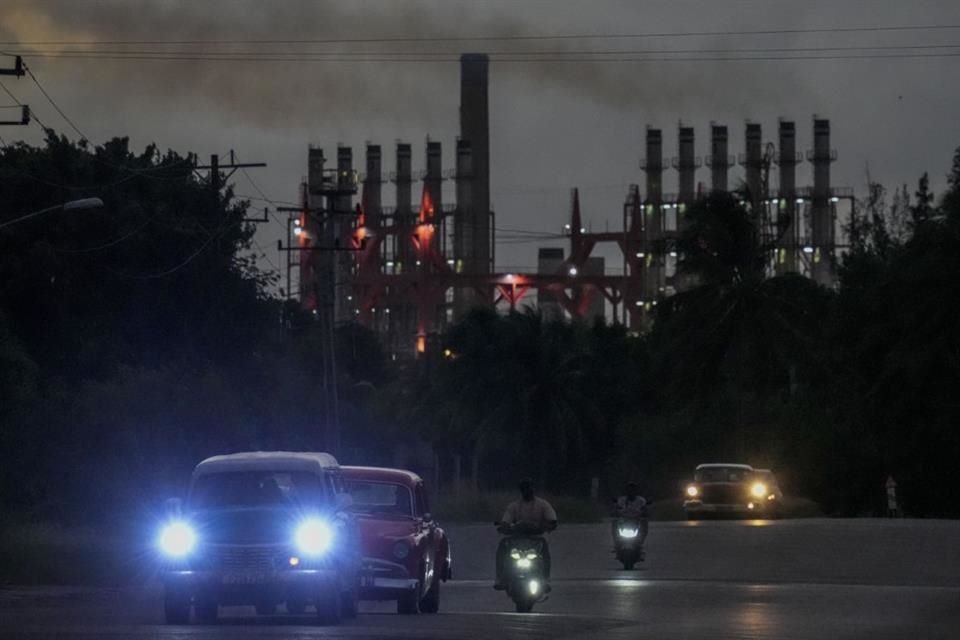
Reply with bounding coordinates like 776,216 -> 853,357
3,22 -> 960,46
7,51 -> 960,64
23,64 -> 87,139
6,43 -> 960,58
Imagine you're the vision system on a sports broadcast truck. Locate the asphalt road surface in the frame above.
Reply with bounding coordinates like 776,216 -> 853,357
2,519 -> 958,639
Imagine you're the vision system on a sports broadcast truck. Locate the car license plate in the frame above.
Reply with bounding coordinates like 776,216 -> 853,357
222,572 -> 267,585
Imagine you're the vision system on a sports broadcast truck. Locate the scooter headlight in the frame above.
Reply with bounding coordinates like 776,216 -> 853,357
295,519 -> 334,556
617,526 -> 639,539
158,521 -> 196,558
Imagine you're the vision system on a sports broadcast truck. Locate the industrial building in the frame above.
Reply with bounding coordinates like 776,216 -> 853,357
294,53 -> 853,356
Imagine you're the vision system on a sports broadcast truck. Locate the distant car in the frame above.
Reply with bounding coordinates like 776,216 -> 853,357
157,452 -> 361,625
683,463 -> 782,519
342,466 -> 451,614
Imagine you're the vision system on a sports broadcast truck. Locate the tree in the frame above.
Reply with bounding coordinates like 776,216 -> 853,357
912,172 -> 934,228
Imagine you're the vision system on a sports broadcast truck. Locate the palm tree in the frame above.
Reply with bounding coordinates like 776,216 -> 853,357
422,308 -> 596,491
652,192 -> 830,454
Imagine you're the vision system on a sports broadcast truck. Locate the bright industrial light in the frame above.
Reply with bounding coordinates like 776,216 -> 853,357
505,273 -> 514,281
635,300 -> 643,307
528,580 -> 540,595
295,520 -> 333,556
568,266 -> 578,276
750,482 -> 768,498
158,521 -> 196,558
686,485 -> 699,498
796,198 -> 805,204
617,526 -> 639,539
669,251 -> 678,258
830,196 -> 840,203
803,246 -> 815,254
636,252 -> 645,258
294,225 -> 303,236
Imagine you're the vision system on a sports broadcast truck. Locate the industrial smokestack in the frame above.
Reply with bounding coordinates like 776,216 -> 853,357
744,123 -> 763,206
453,139 -> 474,318
776,121 -> 798,274
425,140 -> 443,211
708,124 -> 730,193
641,128 -> 664,303
459,53 -> 491,307
676,126 -> 697,206
810,118 -> 835,285
395,142 -> 412,215
363,144 -> 382,228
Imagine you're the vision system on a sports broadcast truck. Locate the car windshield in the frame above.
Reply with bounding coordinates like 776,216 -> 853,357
695,467 -> 751,482
346,480 -> 414,518
189,471 -> 327,510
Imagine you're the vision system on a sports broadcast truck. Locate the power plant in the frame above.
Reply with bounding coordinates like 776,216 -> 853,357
293,54 -> 854,357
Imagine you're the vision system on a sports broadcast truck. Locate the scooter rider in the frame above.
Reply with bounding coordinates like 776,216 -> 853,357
494,478 -> 558,590
612,481 -> 649,546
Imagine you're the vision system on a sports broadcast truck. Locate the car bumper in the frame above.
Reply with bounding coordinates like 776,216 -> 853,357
164,569 -> 338,604
358,558 -> 419,600
684,501 -> 777,513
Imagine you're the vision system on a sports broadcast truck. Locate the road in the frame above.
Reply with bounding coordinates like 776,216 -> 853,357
2,519 -> 958,639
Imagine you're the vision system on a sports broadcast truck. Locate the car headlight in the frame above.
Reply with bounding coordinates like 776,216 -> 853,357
158,521 -> 196,558
295,519 -> 333,556
686,485 -> 699,498
393,541 -> 410,560
618,526 -> 639,539
751,482 -> 768,498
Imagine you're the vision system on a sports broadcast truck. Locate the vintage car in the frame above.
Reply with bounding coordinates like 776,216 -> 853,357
342,466 -> 451,614
157,452 -> 361,625
683,463 -> 782,519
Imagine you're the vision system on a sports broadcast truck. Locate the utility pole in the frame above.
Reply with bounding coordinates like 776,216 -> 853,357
194,150 -> 266,191
1,56 -> 30,127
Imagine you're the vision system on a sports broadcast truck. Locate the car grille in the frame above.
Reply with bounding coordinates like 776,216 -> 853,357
207,546 -> 278,572
701,485 -> 745,504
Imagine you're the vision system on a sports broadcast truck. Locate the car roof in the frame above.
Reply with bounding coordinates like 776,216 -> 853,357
341,465 -> 422,485
696,463 -> 754,470
193,451 -> 340,477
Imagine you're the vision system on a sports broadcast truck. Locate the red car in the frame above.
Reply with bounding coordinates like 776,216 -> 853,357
341,466 -> 451,614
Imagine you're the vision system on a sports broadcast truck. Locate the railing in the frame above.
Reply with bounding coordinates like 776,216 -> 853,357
704,154 -> 735,168
806,149 -> 838,162
671,156 -> 703,169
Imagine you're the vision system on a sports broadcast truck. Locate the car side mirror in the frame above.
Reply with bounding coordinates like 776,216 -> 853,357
164,497 -> 183,517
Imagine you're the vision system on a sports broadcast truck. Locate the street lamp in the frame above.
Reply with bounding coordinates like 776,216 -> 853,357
0,197 -> 104,231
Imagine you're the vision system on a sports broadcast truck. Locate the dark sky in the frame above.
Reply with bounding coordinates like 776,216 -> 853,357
2,0 -> 959,278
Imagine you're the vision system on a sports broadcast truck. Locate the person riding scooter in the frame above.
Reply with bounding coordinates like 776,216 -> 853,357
611,481 -> 649,561
494,478 -> 557,591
